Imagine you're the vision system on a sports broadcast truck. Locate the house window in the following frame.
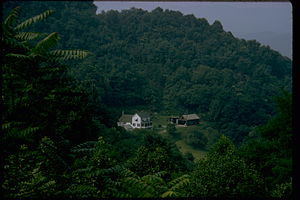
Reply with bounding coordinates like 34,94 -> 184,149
137,123 -> 141,127
133,123 -> 136,127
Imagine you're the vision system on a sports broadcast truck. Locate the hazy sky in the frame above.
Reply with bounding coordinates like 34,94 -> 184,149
93,1 -> 292,57
94,1 -> 292,34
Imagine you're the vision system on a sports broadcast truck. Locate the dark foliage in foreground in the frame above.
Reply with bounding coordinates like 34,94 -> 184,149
2,3 -> 292,198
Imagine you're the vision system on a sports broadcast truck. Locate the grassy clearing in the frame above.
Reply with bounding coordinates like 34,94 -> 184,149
175,140 -> 208,161
152,114 -> 170,128
176,122 -> 220,148
151,114 -> 215,161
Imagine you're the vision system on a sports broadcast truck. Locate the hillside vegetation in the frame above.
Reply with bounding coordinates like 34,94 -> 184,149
2,1 -> 292,198
3,1 -> 292,145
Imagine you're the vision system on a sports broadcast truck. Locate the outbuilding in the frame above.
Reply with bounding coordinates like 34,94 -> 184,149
180,114 -> 200,126
170,114 -> 200,126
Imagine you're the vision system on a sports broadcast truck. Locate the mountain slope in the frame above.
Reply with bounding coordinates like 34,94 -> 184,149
3,1 -> 292,145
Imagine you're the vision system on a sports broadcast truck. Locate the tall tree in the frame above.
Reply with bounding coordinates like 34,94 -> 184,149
189,135 -> 264,198
2,6 -> 93,198
238,90 -> 292,197
2,6 -> 90,147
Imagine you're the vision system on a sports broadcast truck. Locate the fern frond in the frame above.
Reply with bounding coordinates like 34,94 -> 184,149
163,174 -> 190,197
39,180 -> 56,191
5,53 -> 33,61
141,174 -> 166,186
15,32 -> 46,41
125,177 -> 155,196
161,190 -> 178,198
40,137 -> 58,151
4,6 -> 21,26
119,167 -> 138,179
2,121 -> 24,131
14,9 -> 55,32
3,121 -> 39,139
2,35 -> 31,50
124,177 -> 142,188
19,126 -> 40,137
103,164 -> 122,174
171,178 -> 190,191
168,174 -> 190,187
115,191 -> 132,198
73,167 -> 93,174
141,185 -> 155,197
71,147 -> 96,154
152,171 -> 167,178
105,178 -> 122,187
2,122 -> 12,131
74,141 -> 97,148
71,141 -> 97,154
91,165 -> 126,178
91,168 -> 106,177
31,32 -> 60,55
48,49 -> 89,61
70,184 -> 98,196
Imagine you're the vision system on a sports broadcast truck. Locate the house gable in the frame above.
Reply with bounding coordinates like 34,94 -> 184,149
132,113 -> 141,125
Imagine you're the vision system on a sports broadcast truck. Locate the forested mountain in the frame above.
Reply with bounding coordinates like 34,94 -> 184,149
2,1 -> 292,198
3,1 -> 291,145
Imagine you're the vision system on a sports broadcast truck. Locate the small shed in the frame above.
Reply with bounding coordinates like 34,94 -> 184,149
169,116 -> 179,124
181,114 -> 200,126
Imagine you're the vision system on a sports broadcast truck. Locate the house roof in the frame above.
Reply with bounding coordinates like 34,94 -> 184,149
136,112 -> 150,119
119,112 -> 151,123
181,114 -> 200,121
119,114 -> 132,123
170,116 -> 179,118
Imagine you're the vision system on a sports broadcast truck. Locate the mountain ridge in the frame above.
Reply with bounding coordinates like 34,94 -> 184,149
2,1 -> 292,145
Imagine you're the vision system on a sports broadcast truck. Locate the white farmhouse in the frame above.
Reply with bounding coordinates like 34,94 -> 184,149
118,112 -> 152,130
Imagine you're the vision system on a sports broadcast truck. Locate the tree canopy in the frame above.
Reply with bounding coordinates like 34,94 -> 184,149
3,2 -> 292,145
2,2 -> 292,198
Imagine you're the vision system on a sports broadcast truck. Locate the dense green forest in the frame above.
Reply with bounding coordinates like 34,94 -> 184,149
2,1 -> 292,145
2,1 -> 292,198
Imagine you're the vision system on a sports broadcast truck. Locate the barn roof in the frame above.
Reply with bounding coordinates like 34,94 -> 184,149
181,114 -> 200,120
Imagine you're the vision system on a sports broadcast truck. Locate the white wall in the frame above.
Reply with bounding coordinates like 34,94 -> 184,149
132,113 -> 141,128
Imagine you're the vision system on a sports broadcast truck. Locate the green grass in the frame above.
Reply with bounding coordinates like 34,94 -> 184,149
151,114 -> 213,161
176,123 -> 220,147
175,140 -> 208,161
152,114 -> 170,128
